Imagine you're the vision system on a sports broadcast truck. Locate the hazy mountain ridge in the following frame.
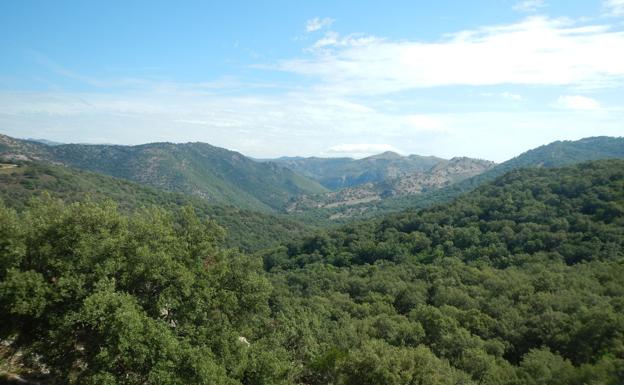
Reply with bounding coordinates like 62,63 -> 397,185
0,134 -> 328,212
287,157 -> 495,212
289,136 -> 624,221
266,151 -> 446,190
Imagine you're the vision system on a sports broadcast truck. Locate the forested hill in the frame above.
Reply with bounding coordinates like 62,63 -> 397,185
295,136 -> 624,221
0,161 -> 314,252
273,159 -> 624,268
0,134 -> 327,211
260,160 -> 624,384
1,160 -> 623,384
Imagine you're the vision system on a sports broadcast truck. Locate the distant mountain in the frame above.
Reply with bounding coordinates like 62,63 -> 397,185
0,134 -> 327,211
266,152 -> 446,190
24,138 -> 65,146
290,136 -> 624,221
288,157 -> 495,213
0,160 -> 315,252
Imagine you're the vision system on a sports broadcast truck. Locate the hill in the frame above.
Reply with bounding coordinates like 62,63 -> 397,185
0,160 -> 314,252
2,160 -> 622,384
0,134 -> 327,212
259,160 -> 624,383
288,157 -> 494,213
292,136 -> 624,221
266,152 -> 446,190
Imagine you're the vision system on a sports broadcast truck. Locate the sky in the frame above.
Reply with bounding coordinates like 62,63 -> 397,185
0,0 -> 623,162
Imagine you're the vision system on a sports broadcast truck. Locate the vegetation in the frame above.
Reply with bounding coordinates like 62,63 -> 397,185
287,157 -> 494,213
292,136 -> 624,222
0,161 -> 315,252
267,152 -> 445,190
1,160 -> 623,384
0,134 -> 327,212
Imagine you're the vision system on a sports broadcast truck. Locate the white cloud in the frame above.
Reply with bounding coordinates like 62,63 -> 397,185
279,17 -> 624,95
500,92 -> 524,101
324,143 -> 403,158
513,0 -> 547,13
604,0 -> 624,16
403,114 -> 447,132
310,31 -> 381,50
1,88 -> 622,161
480,91 -> 523,101
305,17 -> 334,33
555,95 -> 602,110
2,16 -> 623,162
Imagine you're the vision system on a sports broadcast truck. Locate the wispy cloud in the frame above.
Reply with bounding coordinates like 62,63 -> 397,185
513,0 -> 547,13
305,17 -> 335,33
603,0 -> 624,16
2,13 -> 623,162
278,17 -> 624,95
323,143 -> 403,158
555,95 -> 602,110
309,31 -> 381,50
480,91 -> 524,101
2,87 -> 622,161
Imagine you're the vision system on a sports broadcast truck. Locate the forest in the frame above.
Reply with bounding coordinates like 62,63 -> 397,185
1,160 -> 623,384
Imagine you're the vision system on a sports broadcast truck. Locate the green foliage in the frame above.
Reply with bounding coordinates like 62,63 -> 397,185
279,160 -> 624,268
1,159 -> 623,384
0,199 -> 282,384
261,160 -> 624,384
0,134 -> 327,211
0,161 -> 315,252
293,136 -> 624,222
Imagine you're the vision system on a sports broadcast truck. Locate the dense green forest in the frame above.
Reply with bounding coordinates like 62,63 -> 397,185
0,134 -> 327,212
1,160 -> 623,384
0,161 -> 315,252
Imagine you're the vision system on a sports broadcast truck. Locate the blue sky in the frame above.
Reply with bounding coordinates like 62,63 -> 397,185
1,0 -> 623,161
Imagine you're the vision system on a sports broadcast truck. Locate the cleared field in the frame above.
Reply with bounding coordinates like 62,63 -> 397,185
0,164 -> 19,174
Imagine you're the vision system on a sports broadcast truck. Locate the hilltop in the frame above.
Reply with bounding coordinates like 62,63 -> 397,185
0,134 -> 327,212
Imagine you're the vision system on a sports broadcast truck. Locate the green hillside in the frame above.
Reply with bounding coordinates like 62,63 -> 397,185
0,161 -> 313,252
260,160 -> 624,384
293,136 -> 624,221
2,160 -> 622,384
0,134 -> 327,212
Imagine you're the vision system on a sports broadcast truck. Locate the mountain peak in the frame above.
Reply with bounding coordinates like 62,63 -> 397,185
365,151 -> 403,160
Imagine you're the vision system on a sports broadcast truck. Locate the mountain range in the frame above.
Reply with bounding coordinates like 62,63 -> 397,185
2,133 -> 623,221
265,151 -> 446,190
287,136 -> 624,221
287,157 -> 495,212
0,134 -> 327,212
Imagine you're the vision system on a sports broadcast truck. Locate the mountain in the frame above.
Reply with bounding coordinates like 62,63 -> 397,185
266,152 -> 446,190
479,136 -> 624,180
287,157 -> 495,213
24,138 -> 65,146
0,134 -> 327,211
289,136 -> 624,221
4,158 -> 623,384
276,159 -> 624,268
0,160 -> 314,252
264,160 -> 624,384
